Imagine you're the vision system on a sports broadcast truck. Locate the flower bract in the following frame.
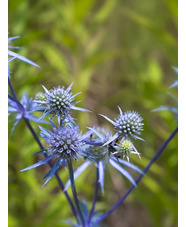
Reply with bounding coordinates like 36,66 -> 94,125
34,84 -> 90,124
99,106 -> 144,145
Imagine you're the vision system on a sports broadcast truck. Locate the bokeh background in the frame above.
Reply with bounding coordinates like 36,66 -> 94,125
8,0 -> 178,226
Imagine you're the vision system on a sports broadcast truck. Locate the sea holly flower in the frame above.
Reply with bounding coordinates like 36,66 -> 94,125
65,127 -> 144,194
8,36 -> 40,68
8,93 -> 48,134
111,138 -> 141,162
34,84 -> 90,124
99,106 -> 144,146
21,123 -> 91,186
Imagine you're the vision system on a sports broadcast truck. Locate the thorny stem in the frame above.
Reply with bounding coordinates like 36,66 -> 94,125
8,78 -> 78,220
94,126 -> 178,224
67,159 -> 85,227
87,168 -> 99,225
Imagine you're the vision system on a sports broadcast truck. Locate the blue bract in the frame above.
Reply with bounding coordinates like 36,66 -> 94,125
8,93 -> 48,134
8,36 -> 40,69
99,106 -> 144,145
34,84 -> 90,123
65,127 -> 144,194
21,123 -> 90,186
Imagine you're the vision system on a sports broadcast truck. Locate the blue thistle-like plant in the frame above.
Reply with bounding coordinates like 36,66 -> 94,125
21,122 -> 91,186
8,93 -> 48,134
65,127 -> 144,194
34,84 -> 90,124
100,106 -> 144,146
112,138 -> 141,162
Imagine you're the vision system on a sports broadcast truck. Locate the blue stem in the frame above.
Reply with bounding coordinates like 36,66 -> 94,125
67,159 -> 85,227
94,126 -> 178,224
23,116 -> 78,219
8,79 -> 78,219
87,168 -> 99,225
83,140 -> 104,146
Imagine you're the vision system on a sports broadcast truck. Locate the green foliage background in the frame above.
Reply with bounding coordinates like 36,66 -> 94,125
8,0 -> 178,226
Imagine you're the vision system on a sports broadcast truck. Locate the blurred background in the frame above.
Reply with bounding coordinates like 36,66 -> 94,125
8,0 -> 178,226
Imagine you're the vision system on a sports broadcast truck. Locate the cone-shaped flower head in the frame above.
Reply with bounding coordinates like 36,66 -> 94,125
66,126 -> 144,194
115,111 -> 143,138
35,83 -> 89,123
113,139 -> 141,161
79,127 -> 112,166
100,107 -> 144,146
21,123 -> 90,186
49,126 -> 83,159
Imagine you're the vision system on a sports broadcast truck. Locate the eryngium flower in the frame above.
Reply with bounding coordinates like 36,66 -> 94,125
49,126 -> 83,159
112,139 -> 141,161
65,127 -> 144,194
100,106 -> 144,145
21,123 -> 90,186
35,83 -> 89,123
8,93 -> 48,134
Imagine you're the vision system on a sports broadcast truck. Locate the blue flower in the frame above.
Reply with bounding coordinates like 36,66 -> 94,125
99,106 -> 144,146
21,123 -> 91,186
34,83 -> 90,123
8,36 -> 40,68
8,93 -> 48,134
64,127 -> 144,194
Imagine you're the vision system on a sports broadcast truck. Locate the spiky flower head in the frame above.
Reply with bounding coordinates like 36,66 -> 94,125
115,111 -> 143,139
21,123 -> 91,186
113,139 -> 141,161
48,126 -> 83,159
100,107 -> 144,146
35,83 -> 89,123
35,91 -> 47,102
66,126 -> 144,194
79,127 -> 112,166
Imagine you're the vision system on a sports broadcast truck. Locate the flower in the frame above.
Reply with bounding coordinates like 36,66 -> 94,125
112,138 -> 141,162
8,36 -> 39,68
8,93 -> 48,134
21,123 -> 91,186
34,84 -> 90,123
48,125 -> 83,159
65,127 -> 144,194
99,106 -> 144,145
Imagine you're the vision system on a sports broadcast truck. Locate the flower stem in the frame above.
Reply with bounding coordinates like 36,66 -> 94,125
94,126 -> 178,224
8,79 -> 78,219
8,77 -> 17,101
83,140 -> 104,146
87,168 -> 99,225
23,118 -> 78,219
67,159 -> 85,227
